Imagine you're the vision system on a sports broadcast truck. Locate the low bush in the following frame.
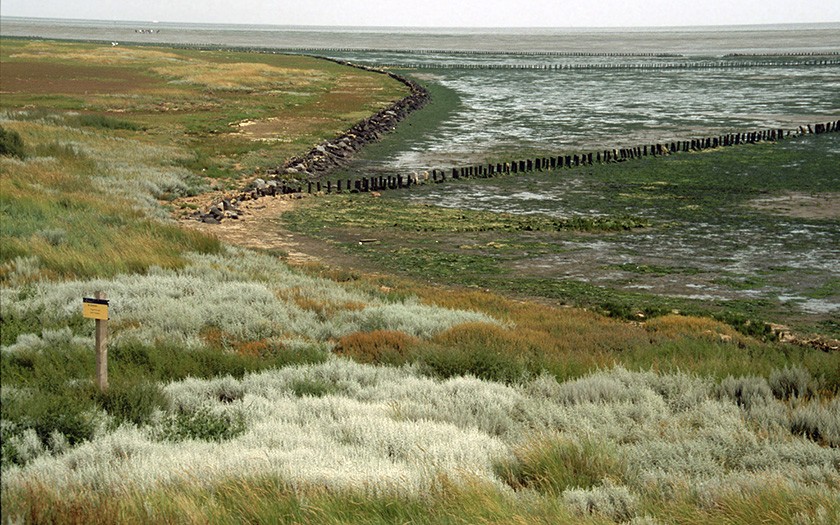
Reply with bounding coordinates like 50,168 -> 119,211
288,377 -> 341,397
769,366 -> 815,400
33,141 -> 89,162
0,125 -> 26,159
425,322 -> 540,382
790,398 -> 840,447
1,389 -> 97,463
716,375 -> 774,410
419,340 -> 528,383
320,322 -> 546,383
70,114 -> 142,131
158,406 -> 246,443
0,336 -> 328,467
562,482 -> 638,522
95,380 -> 168,427
333,329 -> 421,365
111,339 -> 328,383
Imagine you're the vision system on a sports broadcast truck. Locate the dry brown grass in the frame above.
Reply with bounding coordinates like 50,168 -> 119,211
199,327 -> 286,358
152,62 -> 324,91
334,330 -> 421,364
644,314 -> 747,344
275,286 -> 367,321
9,43 -> 188,68
0,61 -> 157,95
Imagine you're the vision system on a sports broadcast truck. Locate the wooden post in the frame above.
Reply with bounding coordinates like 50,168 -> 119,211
94,291 -> 108,392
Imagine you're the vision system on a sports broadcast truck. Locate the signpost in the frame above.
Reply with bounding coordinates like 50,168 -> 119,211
83,291 -> 109,392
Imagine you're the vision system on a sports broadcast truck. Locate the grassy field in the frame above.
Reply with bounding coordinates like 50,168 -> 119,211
1,38 -> 408,182
0,37 -> 406,278
2,39 -> 839,524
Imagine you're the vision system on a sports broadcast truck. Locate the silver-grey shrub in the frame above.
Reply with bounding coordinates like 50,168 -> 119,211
790,398 -> 840,447
0,247 -> 496,349
716,375 -> 774,410
769,366 -> 815,400
331,301 -> 494,340
4,363 -> 839,502
562,482 -> 638,522
2,327 -> 92,355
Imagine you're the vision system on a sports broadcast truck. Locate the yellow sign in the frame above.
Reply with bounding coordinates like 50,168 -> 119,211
83,298 -> 109,320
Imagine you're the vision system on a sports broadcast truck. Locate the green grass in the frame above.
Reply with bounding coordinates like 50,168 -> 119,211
0,36 -> 410,280
609,262 -> 702,275
496,436 -> 627,495
3,468 -> 836,525
284,194 -> 649,234
69,114 -> 143,131
1,475 -> 610,525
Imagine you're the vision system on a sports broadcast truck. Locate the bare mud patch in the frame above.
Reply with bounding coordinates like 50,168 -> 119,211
748,192 -> 840,220
179,196 -> 318,264
233,116 -> 335,142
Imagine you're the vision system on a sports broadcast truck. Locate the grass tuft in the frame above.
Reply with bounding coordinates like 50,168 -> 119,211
496,435 -> 627,495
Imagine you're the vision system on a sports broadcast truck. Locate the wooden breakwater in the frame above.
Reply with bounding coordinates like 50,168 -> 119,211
195,121 -> 839,223
375,60 -> 840,70
267,48 -> 686,58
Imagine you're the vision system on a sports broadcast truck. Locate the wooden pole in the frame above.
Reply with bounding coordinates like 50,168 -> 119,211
95,290 -> 108,392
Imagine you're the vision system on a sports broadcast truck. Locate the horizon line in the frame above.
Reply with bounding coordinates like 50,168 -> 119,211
3,15 -> 840,31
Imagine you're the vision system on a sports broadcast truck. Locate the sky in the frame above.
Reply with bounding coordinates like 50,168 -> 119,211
1,0 -> 839,28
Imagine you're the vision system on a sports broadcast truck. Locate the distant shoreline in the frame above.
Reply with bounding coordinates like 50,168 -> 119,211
3,17 -> 839,55
2,15 -> 839,32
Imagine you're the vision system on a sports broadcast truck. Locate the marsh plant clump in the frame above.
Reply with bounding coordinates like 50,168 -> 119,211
0,124 -> 27,159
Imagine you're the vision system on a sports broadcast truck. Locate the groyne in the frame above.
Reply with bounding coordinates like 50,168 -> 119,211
194,120 -> 840,223
373,60 -> 840,70
263,57 -> 430,181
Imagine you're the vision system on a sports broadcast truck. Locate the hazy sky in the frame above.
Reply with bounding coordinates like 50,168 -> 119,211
2,0 -> 839,27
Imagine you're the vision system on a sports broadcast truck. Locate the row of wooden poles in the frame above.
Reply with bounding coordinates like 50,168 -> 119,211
378,60 -> 840,70
269,47 -> 686,57
725,52 -> 840,57
263,121 -> 840,196
236,47 -> 840,58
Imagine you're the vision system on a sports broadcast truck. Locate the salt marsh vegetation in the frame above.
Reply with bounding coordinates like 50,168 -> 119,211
3,363 -> 838,523
2,37 -> 839,523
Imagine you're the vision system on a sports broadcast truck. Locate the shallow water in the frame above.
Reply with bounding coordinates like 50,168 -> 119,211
338,64 -> 840,170
394,133 -> 840,316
